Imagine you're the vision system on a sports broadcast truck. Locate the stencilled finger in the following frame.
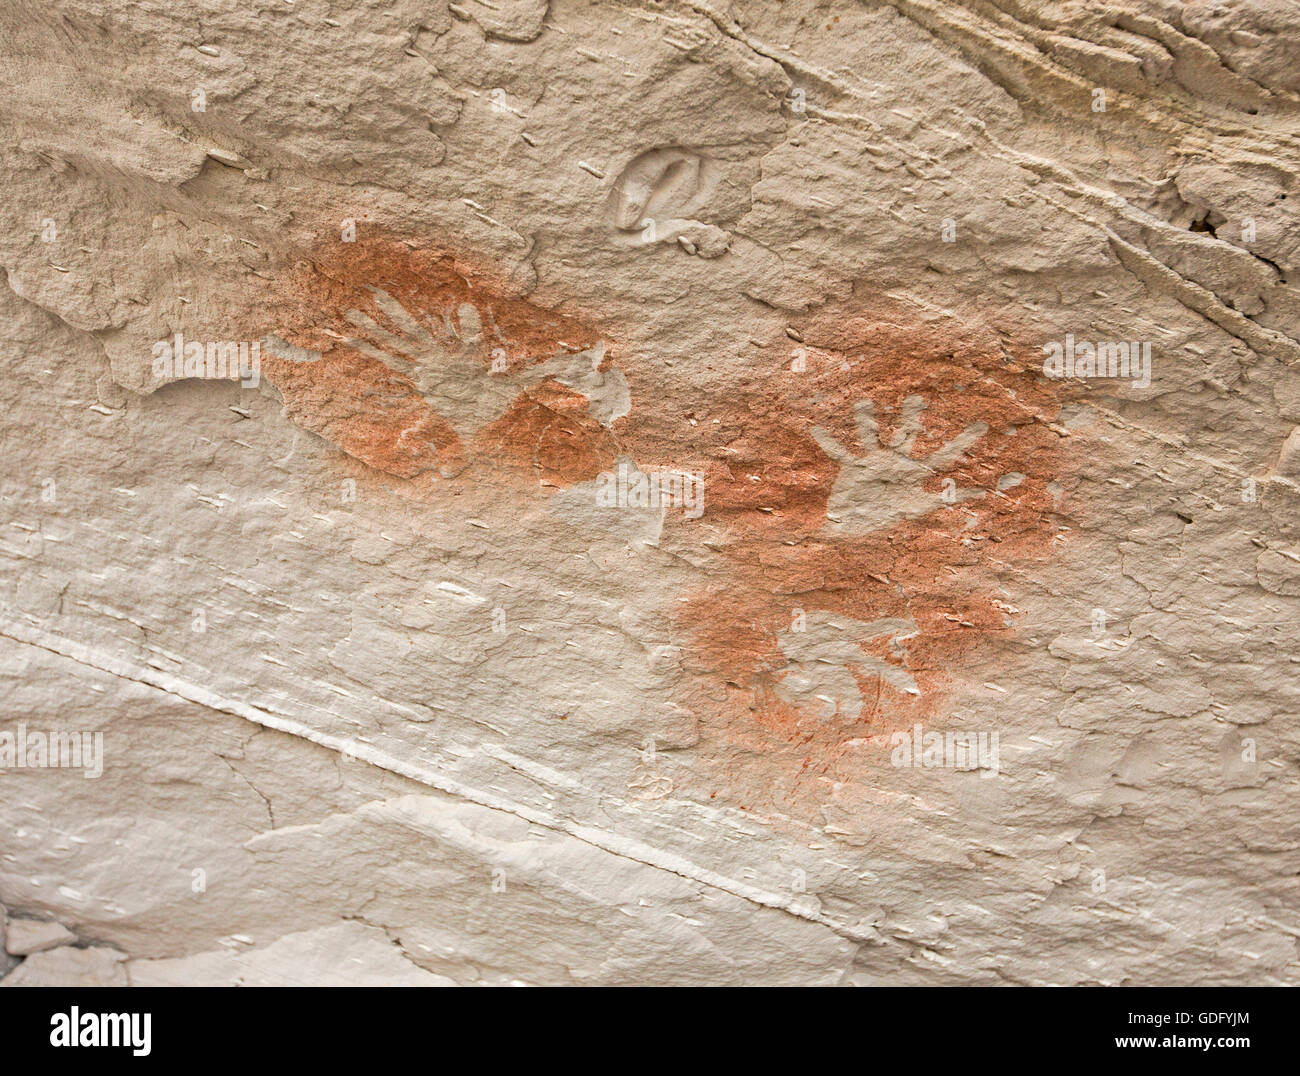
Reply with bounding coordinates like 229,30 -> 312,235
342,305 -> 427,367
927,420 -> 989,472
455,302 -> 482,343
811,426 -> 851,464
852,398 -> 880,448
340,327 -> 415,371
890,394 -> 927,453
365,286 -> 441,351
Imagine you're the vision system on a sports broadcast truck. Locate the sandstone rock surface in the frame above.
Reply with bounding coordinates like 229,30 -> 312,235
0,0 -> 1297,985
3,917 -> 75,956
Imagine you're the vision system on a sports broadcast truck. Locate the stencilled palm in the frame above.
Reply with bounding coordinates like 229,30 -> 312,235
339,286 -> 629,439
811,395 -> 989,533
774,614 -> 919,722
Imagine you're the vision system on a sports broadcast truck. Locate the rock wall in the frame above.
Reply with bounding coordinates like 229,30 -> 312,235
1,0 -> 1297,985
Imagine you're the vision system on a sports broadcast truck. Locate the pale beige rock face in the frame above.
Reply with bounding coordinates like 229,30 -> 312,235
0,1 -> 1297,986
1,945 -> 129,988
4,917 -> 75,956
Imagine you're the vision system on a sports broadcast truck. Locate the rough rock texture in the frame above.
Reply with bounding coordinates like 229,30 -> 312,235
1,945 -> 130,988
3,916 -> 76,956
0,1 -> 1297,985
